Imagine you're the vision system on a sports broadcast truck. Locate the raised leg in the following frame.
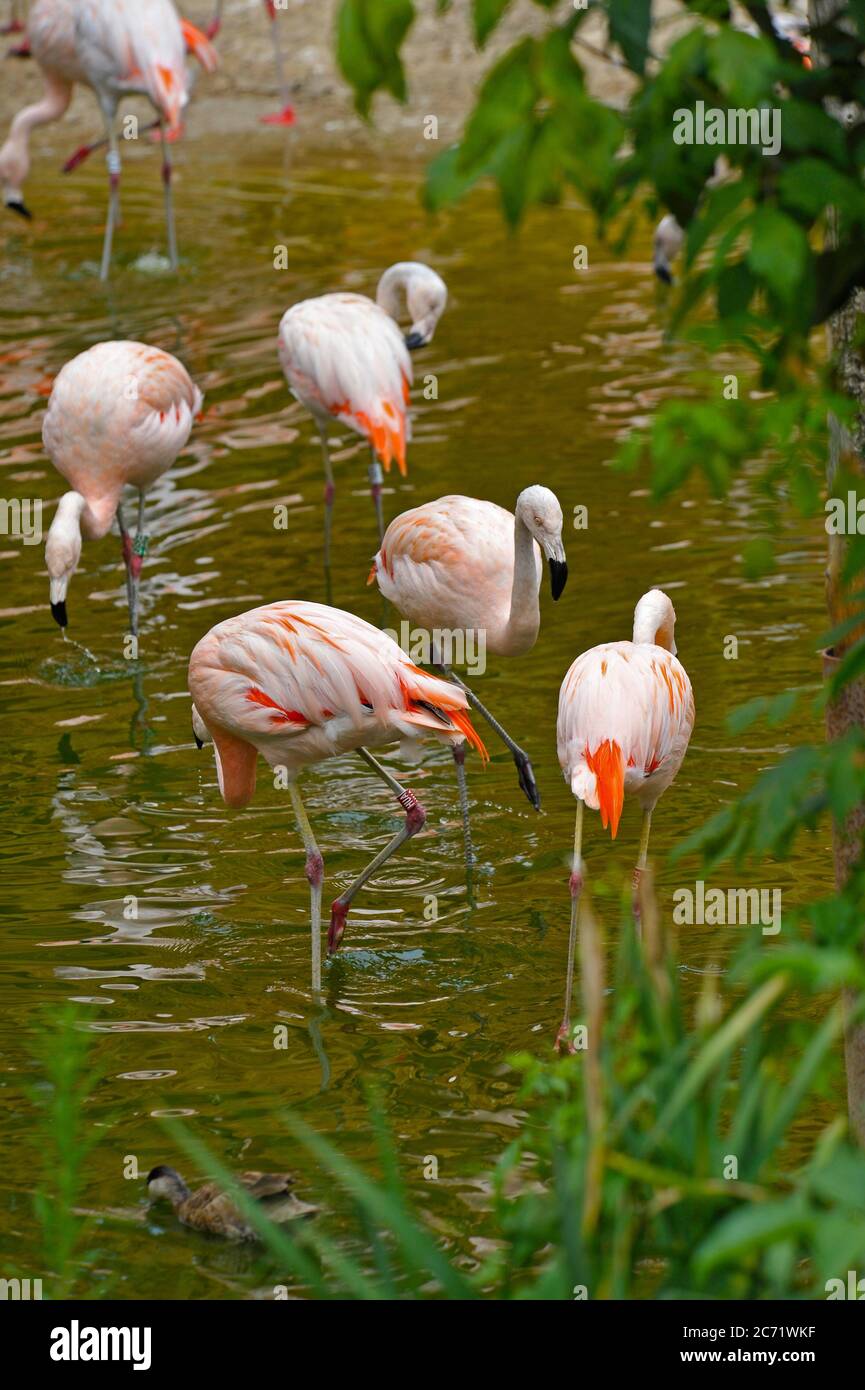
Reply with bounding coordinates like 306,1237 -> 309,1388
260,0 -> 296,125
100,110 -> 121,282
557,800 -> 584,1054
327,748 -> 426,954
632,807 -> 653,924
436,657 -> 540,810
158,119 -> 179,271
368,451 -> 385,543
289,780 -> 324,993
452,742 -> 475,871
318,424 -> 335,571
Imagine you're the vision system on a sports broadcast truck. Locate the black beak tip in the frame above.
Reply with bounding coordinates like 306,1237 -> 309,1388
7,198 -> 32,220
549,559 -> 568,602
654,263 -> 673,285
50,600 -> 68,629
404,331 -> 426,351
194,735 -> 204,750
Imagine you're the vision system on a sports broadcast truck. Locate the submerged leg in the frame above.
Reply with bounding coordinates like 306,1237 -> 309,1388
289,780 -> 324,993
632,807 -> 653,925
124,491 -> 148,638
557,800 -> 584,1054
159,119 -> 179,271
327,748 -> 426,954
437,659 -> 540,811
368,450 -> 385,544
452,742 -> 475,873
100,111 -> 121,282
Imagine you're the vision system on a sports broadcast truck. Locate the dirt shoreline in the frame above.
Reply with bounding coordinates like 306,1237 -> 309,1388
1,0 -> 639,159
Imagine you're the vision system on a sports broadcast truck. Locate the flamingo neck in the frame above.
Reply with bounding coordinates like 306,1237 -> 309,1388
1,80 -> 72,198
375,263 -> 411,322
503,511 -> 541,656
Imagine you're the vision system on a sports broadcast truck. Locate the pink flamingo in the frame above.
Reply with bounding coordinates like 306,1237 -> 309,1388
278,262 -> 448,564
43,340 -> 203,636
556,589 -> 694,1049
370,487 -> 568,853
2,0 -> 23,30
207,0 -> 295,125
188,601 -> 488,988
0,0 -> 217,278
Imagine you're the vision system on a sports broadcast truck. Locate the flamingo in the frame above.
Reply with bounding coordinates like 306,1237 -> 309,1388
369,487 -> 568,857
0,0 -> 217,279
555,589 -> 694,1050
207,0 -> 295,126
652,214 -> 684,285
43,340 -> 203,637
188,601 -> 488,990
278,262 -> 448,565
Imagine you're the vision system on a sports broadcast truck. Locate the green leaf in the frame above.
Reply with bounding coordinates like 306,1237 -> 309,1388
747,207 -> 810,305
695,1198 -> 813,1278
336,0 -> 415,117
473,0 -> 511,47
608,0 -> 652,75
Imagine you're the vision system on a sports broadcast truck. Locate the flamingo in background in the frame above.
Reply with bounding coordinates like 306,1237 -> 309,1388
278,262 -> 448,566
207,0 -> 295,125
188,601 -> 487,989
43,340 -> 203,636
0,0 -> 217,279
556,589 -> 694,1050
370,487 -> 568,860
2,0 -> 29,53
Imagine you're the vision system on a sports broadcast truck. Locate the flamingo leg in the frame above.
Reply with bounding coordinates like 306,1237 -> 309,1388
125,490 -> 148,638
318,424 -> 335,571
289,781 -> 324,993
117,504 -> 137,633
451,742 -> 475,871
99,108 -> 121,281
206,0 -> 225,40
158,119 -> 179,271
260,0 -> 296,126
632,807 -> 653,925
327,747 -> 426,954
435,658 -> 540,811
368,450 -> 385,543
557,800 -> 584,1054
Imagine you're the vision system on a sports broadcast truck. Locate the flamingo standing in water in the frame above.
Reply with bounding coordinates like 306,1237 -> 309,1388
188,601 -> 487,989
207,0 -> 295,125
370,487 -> 568,858
0,0 -> 217,278
43,340 -> 203,636
278,262 -> 448,565
556,589 -> 694,1050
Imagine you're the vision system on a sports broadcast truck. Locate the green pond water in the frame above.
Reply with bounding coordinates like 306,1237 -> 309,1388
0,129 -> 833,1298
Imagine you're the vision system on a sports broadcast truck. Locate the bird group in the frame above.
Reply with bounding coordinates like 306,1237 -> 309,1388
12,0 -> 695,1050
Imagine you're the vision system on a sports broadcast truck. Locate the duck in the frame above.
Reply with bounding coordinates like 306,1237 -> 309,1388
146,1165 -> 317,1241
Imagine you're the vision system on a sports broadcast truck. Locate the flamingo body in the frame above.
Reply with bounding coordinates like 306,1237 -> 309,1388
278,293 -> 412,474
557,638 -> 694,837
189,600 -> 487,804
372,494 -> 546,655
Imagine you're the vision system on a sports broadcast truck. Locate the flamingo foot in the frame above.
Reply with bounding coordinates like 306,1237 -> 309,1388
6,39 -> 29,57
514,749 -> 541,811
554,1022 -> 577,1056
259,105 -> 296,127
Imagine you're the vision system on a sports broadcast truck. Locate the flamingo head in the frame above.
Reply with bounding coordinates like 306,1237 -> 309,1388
191,704 -> 212,749
377,262 -> 448,349
516,485 -> 568,601
633,589 -> 678,654
45,495 -> 84,629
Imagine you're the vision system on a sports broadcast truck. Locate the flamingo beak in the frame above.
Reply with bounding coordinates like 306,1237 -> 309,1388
6,197 -> 32,220
548,557 -> 568,601
50,600 -> 68,628
194,734 -> 204,749
404,331 -> 426,351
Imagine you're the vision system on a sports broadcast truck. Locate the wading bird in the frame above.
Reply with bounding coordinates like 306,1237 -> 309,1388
0,0 -> 217,279
147,1166 -> 316,1240
188,601 -> 487,988
278,262 -> 448,565
43,340 -> 203,636
370,487 -> 568,856
555,589 -> 694,1050
652,213 -> 684,285
207,0 -> 295,125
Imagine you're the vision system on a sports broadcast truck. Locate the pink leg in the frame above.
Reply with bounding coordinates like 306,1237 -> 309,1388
260,0 -> 296,125
289,781 -> 324,992
327,750 -> 427,955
